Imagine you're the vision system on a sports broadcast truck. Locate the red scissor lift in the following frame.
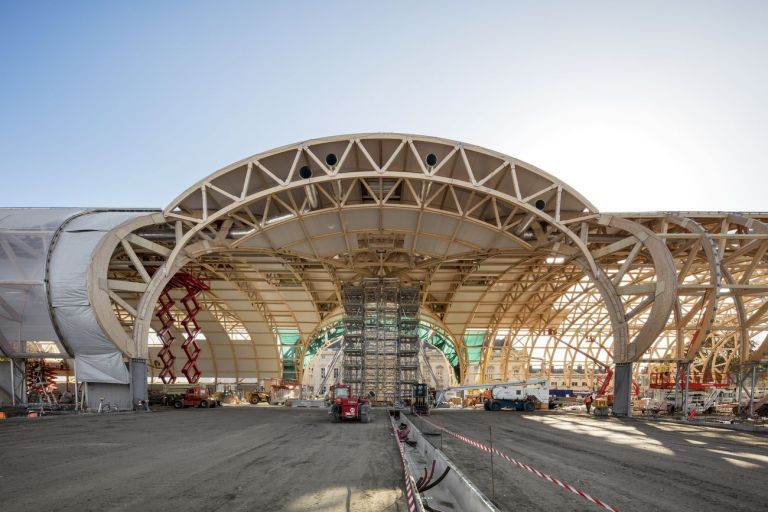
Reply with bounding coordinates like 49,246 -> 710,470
155,272 -> 210,384
27,360 -> 58,393
649,369 -> 731,416
649,369 -> 731,391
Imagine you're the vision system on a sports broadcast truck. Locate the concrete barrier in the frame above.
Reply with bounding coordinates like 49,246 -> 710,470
398,414 -> 499,511
291,399 -> 326,408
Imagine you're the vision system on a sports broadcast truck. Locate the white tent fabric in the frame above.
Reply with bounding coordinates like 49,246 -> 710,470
0,208 -> 83,357
49,211 -> 147,383
0,208 -> 148,384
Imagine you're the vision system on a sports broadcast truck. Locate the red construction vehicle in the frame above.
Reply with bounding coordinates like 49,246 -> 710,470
547,331 -> 639,402
173,385 -> 219,409
595,366 -> 641,400
328,384 -> 372,423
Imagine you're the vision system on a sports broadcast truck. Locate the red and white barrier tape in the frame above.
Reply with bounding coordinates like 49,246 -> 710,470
420,416 -> 618,512
391,417 -> 422,512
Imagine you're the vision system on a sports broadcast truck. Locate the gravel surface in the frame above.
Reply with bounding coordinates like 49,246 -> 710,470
418,409 -> 768,512
0,406 -> 406,512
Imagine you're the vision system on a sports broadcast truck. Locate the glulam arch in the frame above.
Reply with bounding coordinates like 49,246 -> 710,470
92,133 -> 680,388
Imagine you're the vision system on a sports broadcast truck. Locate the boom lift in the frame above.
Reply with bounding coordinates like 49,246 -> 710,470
316,345 -> 343,396
435,379 -> 550,411
548,333 -> 640,400
483,379 -> 549,411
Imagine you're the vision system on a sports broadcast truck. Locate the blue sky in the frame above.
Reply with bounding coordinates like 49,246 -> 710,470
1,1 -> 767,211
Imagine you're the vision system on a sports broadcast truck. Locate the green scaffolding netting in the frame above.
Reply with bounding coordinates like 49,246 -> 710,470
302,320 -> 461,381
303,322 -> 344,368
277,328 -> 301,380
462,329 -> 487,366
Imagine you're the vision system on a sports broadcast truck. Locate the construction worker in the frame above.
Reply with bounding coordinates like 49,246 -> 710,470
33,363 -> 44,389
584,393 -> 594,414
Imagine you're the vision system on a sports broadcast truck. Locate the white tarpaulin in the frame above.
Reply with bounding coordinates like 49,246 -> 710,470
0,208 -> 150,384
49,211 -> 147,384
0,208 -> 83,357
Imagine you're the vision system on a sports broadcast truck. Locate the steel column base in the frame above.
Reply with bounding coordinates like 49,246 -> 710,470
130,358 -> 148,410
612,362 -> 633,417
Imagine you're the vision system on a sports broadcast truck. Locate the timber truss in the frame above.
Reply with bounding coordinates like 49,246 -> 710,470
83,134 -> 768,384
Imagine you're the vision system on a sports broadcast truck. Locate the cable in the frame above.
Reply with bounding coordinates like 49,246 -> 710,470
419,466 -> 450,492
416,466 -> 427,489
417,459 -> 437,492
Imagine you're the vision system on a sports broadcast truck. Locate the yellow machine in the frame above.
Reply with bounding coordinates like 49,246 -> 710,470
593,396 -> 610,416
246,390 -> 270,404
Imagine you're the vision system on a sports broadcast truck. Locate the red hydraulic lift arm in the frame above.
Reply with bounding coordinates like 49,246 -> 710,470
547,331 -> 639,397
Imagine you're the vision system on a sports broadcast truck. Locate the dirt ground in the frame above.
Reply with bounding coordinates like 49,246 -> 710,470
417,409 -> 768,512
0,407 -> 406,512
3,406 -> 766,512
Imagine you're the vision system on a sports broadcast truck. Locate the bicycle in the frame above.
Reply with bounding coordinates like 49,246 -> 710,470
97,397 -> 119,413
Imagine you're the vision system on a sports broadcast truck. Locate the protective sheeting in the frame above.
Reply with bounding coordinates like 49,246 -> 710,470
49,211 -> 147,384
76,353 -> 130,385
0,208 -> 84,357
0,208 -> 150,384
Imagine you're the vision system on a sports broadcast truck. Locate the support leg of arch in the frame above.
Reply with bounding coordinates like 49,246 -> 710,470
129,358 -> 148,411
613,362 -> 633,417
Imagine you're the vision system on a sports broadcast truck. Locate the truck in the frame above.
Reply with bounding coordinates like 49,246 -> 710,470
328,384 -> 372,423
173,386 -> 220,409
484,379 -> 549,412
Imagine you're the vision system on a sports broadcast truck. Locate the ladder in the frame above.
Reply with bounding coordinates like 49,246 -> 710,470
30,375 -> 58,414
316,346 -> 343,394
700,388 -> 721,413
419,339 -> 439,389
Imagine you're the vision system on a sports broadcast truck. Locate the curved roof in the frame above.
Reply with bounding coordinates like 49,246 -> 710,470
4,135 -> 767,393
166,133 -> 598,216
84,134 -> 768,387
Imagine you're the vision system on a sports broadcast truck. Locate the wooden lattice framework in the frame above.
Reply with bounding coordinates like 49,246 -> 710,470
85,134 -> 768,384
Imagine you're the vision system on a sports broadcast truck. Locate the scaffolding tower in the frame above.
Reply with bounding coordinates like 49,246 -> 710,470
341,278 -> 421,407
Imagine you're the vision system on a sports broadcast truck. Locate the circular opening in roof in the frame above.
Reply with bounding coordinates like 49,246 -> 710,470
299,166 -> 312,179
325,153 -> 338,166
425,153 -> 438,167
535,199 -> 546,210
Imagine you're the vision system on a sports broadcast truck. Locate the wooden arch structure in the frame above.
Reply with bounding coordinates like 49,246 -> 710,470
86,134 -> 768,410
